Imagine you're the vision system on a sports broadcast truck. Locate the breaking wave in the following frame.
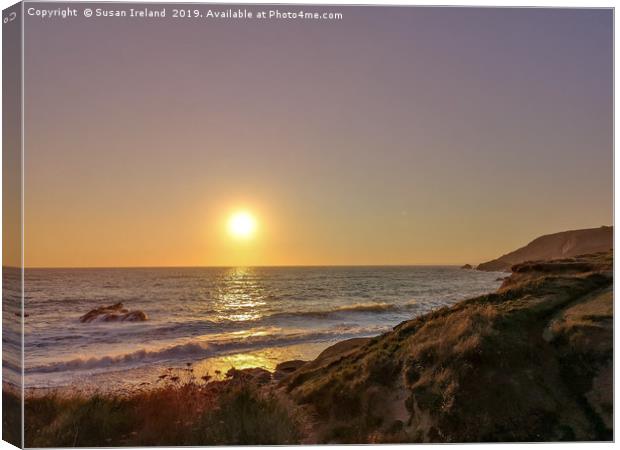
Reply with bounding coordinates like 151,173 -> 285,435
26,326 -> 387,374
267,300 -> 418,319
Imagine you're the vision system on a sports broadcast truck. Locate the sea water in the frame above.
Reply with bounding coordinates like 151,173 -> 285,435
15,266 -> 502,390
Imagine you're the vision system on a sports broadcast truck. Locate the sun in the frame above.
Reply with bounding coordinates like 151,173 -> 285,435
228,211 -> 257,239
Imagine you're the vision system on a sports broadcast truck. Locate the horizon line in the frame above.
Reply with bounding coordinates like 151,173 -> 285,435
5,263 -> 478,270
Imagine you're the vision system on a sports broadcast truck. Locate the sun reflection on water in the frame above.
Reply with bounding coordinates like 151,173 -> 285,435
213,267 -> 267,322
190,341 -> 332,380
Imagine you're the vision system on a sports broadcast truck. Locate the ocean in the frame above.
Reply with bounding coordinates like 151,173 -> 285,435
16,266 -> 502,391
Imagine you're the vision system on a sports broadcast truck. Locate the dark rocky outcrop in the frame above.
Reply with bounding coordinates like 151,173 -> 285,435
79,302 -> 148,323
274,360 -> 307,381
281,252 -> 613,443
460,264 -> 473,270
477,226 -> 612,272
226,367 -> 272,385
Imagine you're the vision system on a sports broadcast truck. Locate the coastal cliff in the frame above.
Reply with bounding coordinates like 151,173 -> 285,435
281,251 -> 613,442
477,226 -> 612,272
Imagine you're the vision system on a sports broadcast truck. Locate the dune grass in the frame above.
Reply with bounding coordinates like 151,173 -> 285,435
20,374 -> 300,447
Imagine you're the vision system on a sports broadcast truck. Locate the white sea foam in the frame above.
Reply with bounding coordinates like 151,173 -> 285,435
27,326 -> 387,374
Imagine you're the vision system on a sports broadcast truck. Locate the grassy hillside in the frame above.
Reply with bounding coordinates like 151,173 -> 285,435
477,226 -> 612,271
282,252 -> 613,442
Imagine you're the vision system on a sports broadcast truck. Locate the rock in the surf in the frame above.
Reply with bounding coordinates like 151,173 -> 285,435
79,302 -> 148,323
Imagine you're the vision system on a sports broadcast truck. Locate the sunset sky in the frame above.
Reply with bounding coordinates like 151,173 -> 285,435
22,6 -> 612,267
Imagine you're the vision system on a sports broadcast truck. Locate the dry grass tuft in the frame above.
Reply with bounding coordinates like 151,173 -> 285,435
21,371 -> 300,447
